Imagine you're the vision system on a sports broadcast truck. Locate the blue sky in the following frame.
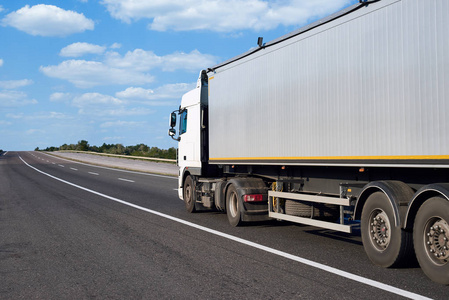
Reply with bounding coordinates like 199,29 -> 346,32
0,0 -> 356,151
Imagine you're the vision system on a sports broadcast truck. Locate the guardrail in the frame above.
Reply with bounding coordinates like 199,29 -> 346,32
52,150 -> 176,164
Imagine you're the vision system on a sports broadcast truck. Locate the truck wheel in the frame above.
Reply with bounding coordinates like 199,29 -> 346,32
183,175 -> 196,213
361,191 -> 412,267
413,197 -> 449,285
226,184 -> 242,227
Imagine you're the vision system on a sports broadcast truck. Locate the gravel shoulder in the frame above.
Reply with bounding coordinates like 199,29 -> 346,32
46,151 -> 178,176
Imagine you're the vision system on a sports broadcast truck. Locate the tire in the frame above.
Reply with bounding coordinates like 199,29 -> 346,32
226,184 -> 242,227
285,200 -> 312,217
413,197 -> 449,285
361,191 -> 412,268
183,175 -> 196,213
285,200 -> 339,219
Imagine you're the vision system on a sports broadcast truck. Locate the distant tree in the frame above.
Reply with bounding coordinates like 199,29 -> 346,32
76,140 -> 89,151
167,147 -> 177,159
43,141 -> 176,159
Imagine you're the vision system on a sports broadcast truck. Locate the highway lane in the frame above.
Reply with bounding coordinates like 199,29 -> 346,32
1,151 -> 447,299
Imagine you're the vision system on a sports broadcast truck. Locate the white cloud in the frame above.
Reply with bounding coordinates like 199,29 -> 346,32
104,49 -> 161,71
162,50 -> 217,72
1,4 -> 94,37
41,49 -> 217,88
72,92 -> 123,108
110,43 -> 122,49
7,111 -> 69,121
0,120 -> 12,126
0,90 -> 38,107
101,0 -> 354,32
60,42 -> 106,57
0,59 -> 3,67
40,59 -> 154,88
26,129 -> 46,135
116,83 -> 194,102
100,120 -> 145,128
70,92 -> 154,116
50,92 -> 73,102
0,79 -> 33,89
105,49 -> 217,72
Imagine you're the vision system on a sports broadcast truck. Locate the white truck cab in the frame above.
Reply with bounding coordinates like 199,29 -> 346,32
169,70 -> 209,200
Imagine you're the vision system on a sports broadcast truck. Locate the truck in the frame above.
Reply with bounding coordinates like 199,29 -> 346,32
168,0 -> 449,284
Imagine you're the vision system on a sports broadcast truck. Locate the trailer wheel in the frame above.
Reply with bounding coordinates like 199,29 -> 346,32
413,197 -> 449,285
361,191 -> 411,267
226,184 -> 242,227
183,175 -> 196,213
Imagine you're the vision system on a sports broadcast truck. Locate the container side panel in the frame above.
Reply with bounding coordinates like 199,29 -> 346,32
208,0 -> 449,164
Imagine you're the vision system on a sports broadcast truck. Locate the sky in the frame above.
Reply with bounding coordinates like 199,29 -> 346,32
0,0 -> 357,151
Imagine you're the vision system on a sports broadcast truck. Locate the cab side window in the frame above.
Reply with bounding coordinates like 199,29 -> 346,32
179,110 -> 187,135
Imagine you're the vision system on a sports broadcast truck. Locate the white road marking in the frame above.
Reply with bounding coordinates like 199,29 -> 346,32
118,178 -> 135,183
70,168 -> 78,171
88,172 -> 99,175
18,155 -> 430,300
58,164 -> 65,167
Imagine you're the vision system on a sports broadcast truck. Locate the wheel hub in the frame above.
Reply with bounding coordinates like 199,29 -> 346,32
426,219 -> 449,264
369,210 -> 391,251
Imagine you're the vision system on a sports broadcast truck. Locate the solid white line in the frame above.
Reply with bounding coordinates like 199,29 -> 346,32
18,155 -> 431,300
118,178 -> 135,183
88,172 -> 99,175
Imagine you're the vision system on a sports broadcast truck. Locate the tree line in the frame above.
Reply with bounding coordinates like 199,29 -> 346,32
36,140 -> 176,160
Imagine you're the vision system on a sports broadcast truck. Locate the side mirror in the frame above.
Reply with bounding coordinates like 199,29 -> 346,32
169,112 -> 177,128
168,128 -> 176,137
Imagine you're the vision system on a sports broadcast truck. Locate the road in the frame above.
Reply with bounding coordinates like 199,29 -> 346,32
1,151 -> 447,299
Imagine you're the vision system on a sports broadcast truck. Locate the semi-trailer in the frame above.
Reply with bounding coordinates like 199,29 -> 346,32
168,0 -> 449,284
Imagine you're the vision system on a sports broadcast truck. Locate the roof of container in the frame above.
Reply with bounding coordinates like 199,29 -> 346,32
208,0 -> 380,72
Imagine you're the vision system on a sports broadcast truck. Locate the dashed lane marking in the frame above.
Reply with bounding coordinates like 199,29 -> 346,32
118,178 -> 135,183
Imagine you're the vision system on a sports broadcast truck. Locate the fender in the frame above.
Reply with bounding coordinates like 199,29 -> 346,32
225,177 -> 268,215
354,181 -> 414,228
225,177 -> 267,201
404,183 -> 449,230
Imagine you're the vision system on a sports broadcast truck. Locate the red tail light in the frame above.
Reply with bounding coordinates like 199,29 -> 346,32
243,194 -> 263,202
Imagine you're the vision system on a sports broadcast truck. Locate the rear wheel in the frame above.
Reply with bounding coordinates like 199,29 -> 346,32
183,175 -> 196,213
361,191 -> 412,267
226,184 -> 242,227
414,197 -> 449,285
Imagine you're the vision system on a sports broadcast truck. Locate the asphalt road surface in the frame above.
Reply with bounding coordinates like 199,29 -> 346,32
1,151 -> 447,299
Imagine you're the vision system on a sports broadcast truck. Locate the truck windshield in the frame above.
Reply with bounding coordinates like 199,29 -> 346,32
179,110 -> 187,135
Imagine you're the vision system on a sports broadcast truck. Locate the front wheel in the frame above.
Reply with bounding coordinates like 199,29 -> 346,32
414,197 -> 449,285
361,191 -> 412,267
183,175 -> 196,213
226,184 -> 243,227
